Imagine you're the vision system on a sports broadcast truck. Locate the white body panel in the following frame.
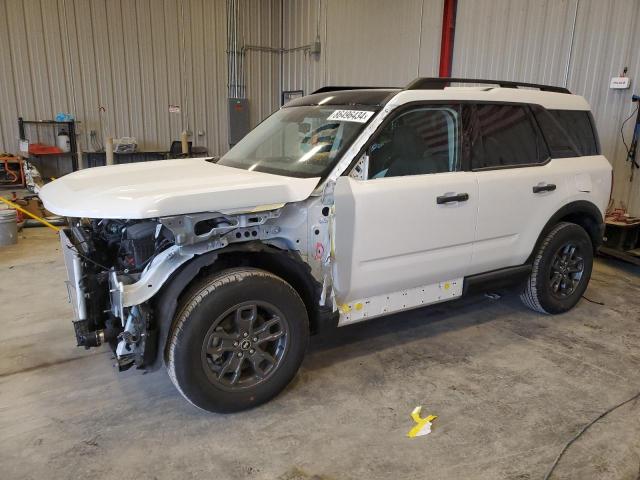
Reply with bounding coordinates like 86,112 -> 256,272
39,158 -> 319,219
326,89 -> 610,321
338,278 -> 463,326
390,88 -> 592,111
470,156 -> 611,274
333,173 -> 478,304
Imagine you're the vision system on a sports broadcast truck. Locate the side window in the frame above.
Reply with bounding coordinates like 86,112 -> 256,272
549,110 -> 599,156
366,106 -> 459,179
471,104 -> 549,169
531,106 -> 580,158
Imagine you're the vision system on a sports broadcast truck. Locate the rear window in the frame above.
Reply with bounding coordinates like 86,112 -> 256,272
470,104 -> 549,169
551,110 -> 599,156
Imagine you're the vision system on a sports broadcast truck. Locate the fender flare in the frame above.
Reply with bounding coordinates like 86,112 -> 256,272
527,200 -> 604,264
145,241 -> 332,371
145,250 -> 221,371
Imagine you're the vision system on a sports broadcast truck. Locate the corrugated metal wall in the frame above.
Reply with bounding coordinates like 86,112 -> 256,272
0,0 -> 281,158
281,0 -> 444,94
0,0 -> 230,155
453,0 -> 640,215
240,0 -> 282,127
569,0 -> 640,215
452,0 -> 577,86
3,0 -> 639,215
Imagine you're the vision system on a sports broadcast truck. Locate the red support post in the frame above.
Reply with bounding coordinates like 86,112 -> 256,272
438,0 -> 458,78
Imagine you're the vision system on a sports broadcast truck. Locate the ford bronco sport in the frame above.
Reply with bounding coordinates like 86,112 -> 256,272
40,78 -> 611,412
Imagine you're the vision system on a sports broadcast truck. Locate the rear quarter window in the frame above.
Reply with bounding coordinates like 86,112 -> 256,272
545,110 -> 600,156
531,106 -> 580,158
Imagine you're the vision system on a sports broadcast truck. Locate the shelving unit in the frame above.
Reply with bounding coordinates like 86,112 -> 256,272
18,117 -> 79,174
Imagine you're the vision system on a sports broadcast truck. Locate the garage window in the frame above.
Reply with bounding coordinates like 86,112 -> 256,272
470,104 -> 549,169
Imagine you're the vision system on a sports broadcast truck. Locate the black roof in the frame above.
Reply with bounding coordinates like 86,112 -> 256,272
283,88 -> 400,108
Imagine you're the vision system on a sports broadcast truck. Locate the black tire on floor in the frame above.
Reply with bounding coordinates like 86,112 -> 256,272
520,222 -> 594,314
167,267 -> 309,413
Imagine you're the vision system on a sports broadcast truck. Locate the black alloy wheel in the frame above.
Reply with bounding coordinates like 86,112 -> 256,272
167,268 -> 309,413
521,222 -> 593,314
548,242 -> 585,298
201,301 -> 288,391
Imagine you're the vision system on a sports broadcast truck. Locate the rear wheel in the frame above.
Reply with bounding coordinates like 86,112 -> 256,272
167,268 -> 309,412
521,222 -> 593,314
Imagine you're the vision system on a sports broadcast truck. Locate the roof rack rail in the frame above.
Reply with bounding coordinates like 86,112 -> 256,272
405,77 -> 571,94
311,86 -> 397,94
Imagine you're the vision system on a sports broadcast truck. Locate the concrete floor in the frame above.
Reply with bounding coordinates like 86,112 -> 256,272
1,228 -> 640,480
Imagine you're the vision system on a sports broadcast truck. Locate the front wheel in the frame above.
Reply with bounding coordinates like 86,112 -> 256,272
520,222 -> 593,314
167,268 -> 309,413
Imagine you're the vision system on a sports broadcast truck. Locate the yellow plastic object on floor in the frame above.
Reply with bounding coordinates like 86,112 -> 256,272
0,196 -> 60,232
407,406 -> 437,438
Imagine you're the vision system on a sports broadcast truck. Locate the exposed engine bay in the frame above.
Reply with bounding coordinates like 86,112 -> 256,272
62,219 -> 175,370
60,201 -> 329,372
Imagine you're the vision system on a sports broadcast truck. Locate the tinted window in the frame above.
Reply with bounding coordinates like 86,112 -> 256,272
471,104 -> 549,169
549,110 -> 599,156
367,106 -> 459,179
531,106 -> 580,158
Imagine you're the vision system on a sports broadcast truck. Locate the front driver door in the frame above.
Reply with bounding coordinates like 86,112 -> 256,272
333,104 -> 478,312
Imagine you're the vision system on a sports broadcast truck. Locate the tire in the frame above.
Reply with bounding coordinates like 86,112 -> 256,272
520,222 -> 593,314
167,267 -> 309,413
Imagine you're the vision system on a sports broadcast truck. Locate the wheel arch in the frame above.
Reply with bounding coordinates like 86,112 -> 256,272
147,241 -> 334,371
527,200 -> 604,264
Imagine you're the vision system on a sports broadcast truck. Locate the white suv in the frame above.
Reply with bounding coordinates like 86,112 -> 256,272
40,78 -> 611,412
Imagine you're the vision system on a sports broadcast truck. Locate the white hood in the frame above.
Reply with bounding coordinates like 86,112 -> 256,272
39,158 -> 320,219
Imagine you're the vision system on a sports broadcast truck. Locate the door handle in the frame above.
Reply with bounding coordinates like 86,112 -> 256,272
532,183 -> 556,193
437,193 -> 469,204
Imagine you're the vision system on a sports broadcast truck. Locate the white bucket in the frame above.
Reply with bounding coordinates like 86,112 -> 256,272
0,208 -> 18,246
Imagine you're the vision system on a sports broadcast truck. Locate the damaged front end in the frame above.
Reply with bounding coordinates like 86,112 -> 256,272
59,200 -> 332,372
60,219 -> 173,370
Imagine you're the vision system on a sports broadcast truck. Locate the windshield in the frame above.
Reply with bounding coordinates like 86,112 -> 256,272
218,105 -> 378,178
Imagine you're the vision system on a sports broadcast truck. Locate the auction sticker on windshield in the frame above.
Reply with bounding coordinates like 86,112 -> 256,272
327,110 -> 375,123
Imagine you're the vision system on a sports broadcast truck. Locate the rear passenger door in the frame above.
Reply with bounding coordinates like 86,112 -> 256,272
468,103 -> 568,274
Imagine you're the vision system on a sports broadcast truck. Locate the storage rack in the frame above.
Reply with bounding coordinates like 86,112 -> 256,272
18,117 -> 79,172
